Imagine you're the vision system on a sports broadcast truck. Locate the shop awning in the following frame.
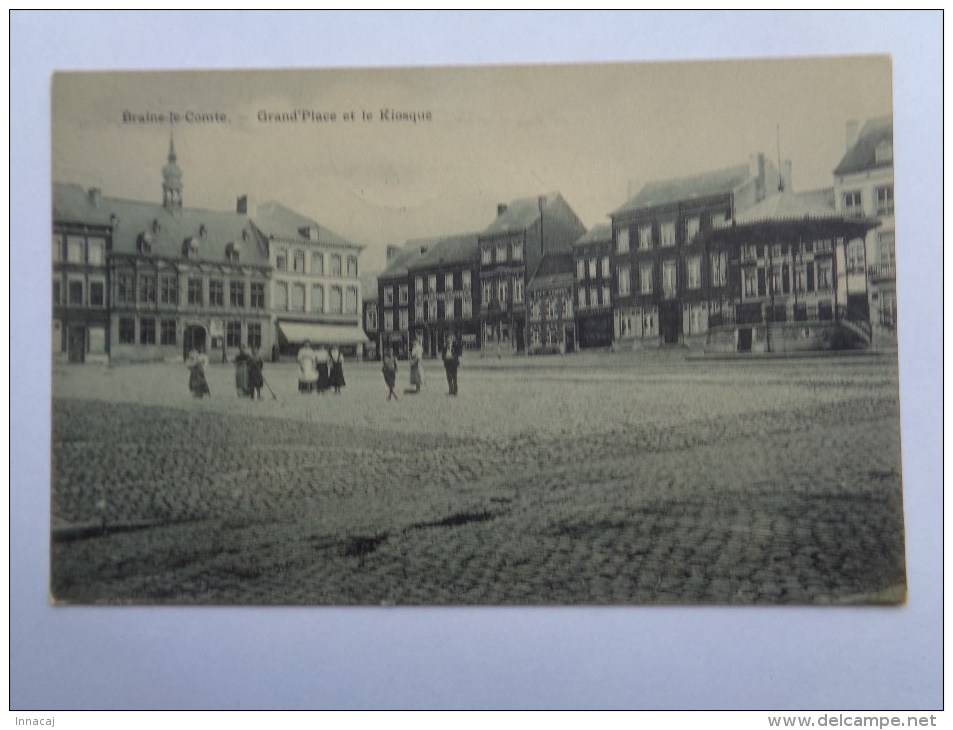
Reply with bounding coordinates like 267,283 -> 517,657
277,321 -> 370,345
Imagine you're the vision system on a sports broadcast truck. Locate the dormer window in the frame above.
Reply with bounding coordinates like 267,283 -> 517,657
138,232 -> 152,254
225,242 -> 241,264
183,237 -> 200,260
299,225 -> 320,241
875,140 -> 893,164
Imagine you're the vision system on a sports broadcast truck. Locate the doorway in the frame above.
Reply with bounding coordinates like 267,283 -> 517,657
67,327 -> 86,363
183,324 -> 206,360
737,328 -> 753,353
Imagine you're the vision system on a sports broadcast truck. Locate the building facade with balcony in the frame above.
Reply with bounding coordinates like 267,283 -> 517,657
527,252 -> 575,354
572,225 -> 614,350
833,116 -> 895,348
478,194 -> 586,355
252,201 -> 367,359
610,154 -> 782,348
54,139 -> 273,364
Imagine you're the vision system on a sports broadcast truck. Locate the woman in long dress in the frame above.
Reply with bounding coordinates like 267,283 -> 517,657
406,338 -> 423,394
328,345 -> 346,394
248,346 -> 265,400
187,349 -> 210,398
315,344 -> 331,393
297,340 -> 317,393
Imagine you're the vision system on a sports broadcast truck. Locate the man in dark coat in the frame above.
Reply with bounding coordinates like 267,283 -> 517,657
442,334 -> 461,396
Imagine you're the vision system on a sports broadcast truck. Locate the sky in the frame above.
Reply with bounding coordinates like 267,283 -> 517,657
51,56 -> 892,274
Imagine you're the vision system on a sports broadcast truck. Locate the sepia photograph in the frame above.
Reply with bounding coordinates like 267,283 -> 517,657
49,58 -> 905,607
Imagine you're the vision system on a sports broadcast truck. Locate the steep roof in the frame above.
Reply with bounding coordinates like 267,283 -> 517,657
733,190 -> 837,225
572,223 -> 612,247
833,116 -> 893,176
406,232 -> 480,270
481,192 -> 561,237
253,201 -> 360,249
528,252 -> 574,291
53,182 -> 270,267
612,163 -> 751,215
378,241 -> 425,280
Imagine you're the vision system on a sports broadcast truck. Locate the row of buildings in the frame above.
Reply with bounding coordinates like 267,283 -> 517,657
366,116 -> 895,358
53,116 -> 895,364
53,138 -> 367,363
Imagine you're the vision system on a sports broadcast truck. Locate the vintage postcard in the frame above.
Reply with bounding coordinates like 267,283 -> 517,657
50,58 -> 903,605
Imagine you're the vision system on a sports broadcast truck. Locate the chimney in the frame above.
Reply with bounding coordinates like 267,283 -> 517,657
88,188 -> 102,207
846,120 -> 860,152
497,203 -> 508,217
236,195 -> 248,214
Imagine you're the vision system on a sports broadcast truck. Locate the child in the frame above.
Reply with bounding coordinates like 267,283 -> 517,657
382,347 -> 399,401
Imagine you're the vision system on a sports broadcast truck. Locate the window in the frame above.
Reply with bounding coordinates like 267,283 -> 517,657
366,307 -> 378,331
660,222 -> 676,247
311,252 -> 324,276
711,211 -> 729,229
684,217 -> 700,243
347,256 -> 358,277
601,256 -> 610,279
588,257 -> 597,278
399,309 -> 409,330
617,227 -> 629,253
743,269 -> 758,297
639,263 -> 653,294
483,280 -> 493,305
639,224 -> 652,250
383,310 -> 393,331
226,321 -> 241,347
135,274 -> 154,304
87,237 -> 105,265
428,275 -> 437,293
247,322 -> 262,349
482,247 -> 492,265
593,286 -> 601,307
52,234 -> 62,262
498,279 -> 508,304
564,296 -> 574,318
345,287 -> 359,313
686,256 -> 701,290
847,240 -> 865,273
415,277 -> 424,295
53,280 -> 61,306
875,186 -> 894,216
291,283 -> 305,311
68,279 -> 83,305
462,271 -> 471,291
879,231 -> 896,265
311,284 -> 324,312
67,235 -> 85,263
226,244 -> 240,264
513,277 -> 524,304
618,265 -> 630,296
89,280 -> 105,307
577,287 -> 586,309
251,282 -> 265,309
445,273 -> 454,291
531,299 -> 542,320
160,275 -> 178,304
274,282 -> 288,311
383,287 -> 394,306
330,254 -> 342,276
160,319 -> 176,345
512,241 -> 523,261
444,299 -> 454,320
817,261 -> 833,290
293,251 -> 306,273
496,243 -> 508,263
576,258 -> 586,280
710,251 -> 728,287
209,279 -> 224,307
462,297 -> 472,317
843,190 -> 863,217
427,300 -> 437,321
602,285 -> 611,307
330,286 -> 343,313
414,301 -> 424,322
275,250 -> 288,271
230,281 -> 245,308
119,317 -> 135,344
140,317 -> 156,345
399,285 -> 409,305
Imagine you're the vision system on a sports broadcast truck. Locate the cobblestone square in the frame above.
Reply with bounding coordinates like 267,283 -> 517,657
50,351 -> 906,605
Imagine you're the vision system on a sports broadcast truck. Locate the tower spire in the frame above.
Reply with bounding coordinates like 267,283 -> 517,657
162,131 -> 183,212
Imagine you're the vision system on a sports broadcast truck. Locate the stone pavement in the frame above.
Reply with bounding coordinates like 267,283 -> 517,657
49,353 -> 906,605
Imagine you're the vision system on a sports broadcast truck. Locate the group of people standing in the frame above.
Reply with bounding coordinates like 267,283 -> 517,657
382,335 -> 461,400
297,341 -> 346,395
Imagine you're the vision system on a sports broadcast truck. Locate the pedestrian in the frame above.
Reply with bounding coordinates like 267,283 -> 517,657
248,345 -> 265,400
442,334 -> 461,396
297,340 -> 317,393
382,346 -> 399,401
234,343 -> 252,397
314,343 -> 331,394
329,345 -> 346,394
186,348 -> 210,398
405,337 -> 423,394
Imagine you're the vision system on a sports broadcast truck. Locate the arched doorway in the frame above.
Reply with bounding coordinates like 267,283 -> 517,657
183,324 -> 207,360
